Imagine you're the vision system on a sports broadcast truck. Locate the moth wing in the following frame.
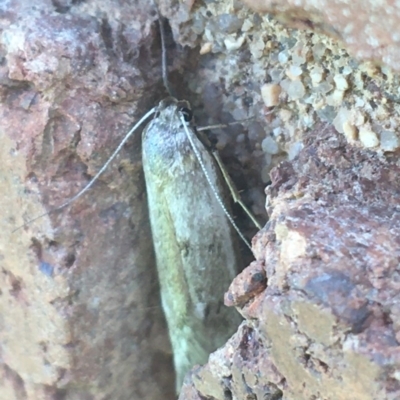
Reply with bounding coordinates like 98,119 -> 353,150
142,108 -> 242,389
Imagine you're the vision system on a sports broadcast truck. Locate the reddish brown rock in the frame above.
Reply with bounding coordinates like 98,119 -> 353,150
0,1 -> 175,399
4,0 -> 400,399
224,260 -> 267,308
180,125 -> 400,399
179,323 -> 285,400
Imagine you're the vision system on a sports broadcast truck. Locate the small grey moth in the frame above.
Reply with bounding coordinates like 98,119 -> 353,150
142,97 -> 243,390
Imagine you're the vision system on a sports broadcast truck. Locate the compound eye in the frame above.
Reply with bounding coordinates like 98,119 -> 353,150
180,107 -> 193,122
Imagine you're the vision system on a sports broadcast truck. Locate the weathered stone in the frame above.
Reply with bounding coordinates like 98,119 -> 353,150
161,0 -> 400,188
1,1 -> 175,399
4,0 -> 400,398
179,323 -> 284,400
224,260 -> 267,308
160,2 -> 400,396
181,125 -> 400,399
241,0 -> 400,72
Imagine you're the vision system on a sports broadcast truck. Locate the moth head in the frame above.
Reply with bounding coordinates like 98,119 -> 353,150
179,106 -> 192,122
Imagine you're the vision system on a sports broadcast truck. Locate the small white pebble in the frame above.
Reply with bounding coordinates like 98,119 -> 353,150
328,89 -> 345,106
250,37 -> 265,59
354,110 -> 366,126
224,35 -> 245,51
334,74 -> 349,91
278,50 -> 289,64
281,79 -> 305,100
333,108 -> 350,133
342,65 -> 353,75
261,136 -> 279,154
280,109 -> 292,122
315,81 -> 333,94
204,28 -> 213,42
302,113 -> 315,127
343,121 -> 358,141
199,42 -> 212,55
310,66 -> 324,85
359,126 -> 379,148
270,68 -> 283,82
393,370 -> 400,381
241,19 -> 254,31
273,127 -> 282,137
354,97 -> 365,108
261,83 -> 281,107
286,64 -> 303,79
231,107 -> 248,120
312,42 -> 326,60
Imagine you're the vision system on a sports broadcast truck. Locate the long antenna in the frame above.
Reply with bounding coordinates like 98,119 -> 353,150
152,0 -> 174,97
180,114 -> 254,253
13,107 -> 157,232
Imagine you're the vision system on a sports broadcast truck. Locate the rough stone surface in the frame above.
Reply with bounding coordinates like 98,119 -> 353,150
224,260 -> 267,308
160,3 -> 400,397
1,1 -> 175,399
4,0 -> 400,398
180,125 -> 400,400
160,0 -> 400,209
241,0 -> 400,73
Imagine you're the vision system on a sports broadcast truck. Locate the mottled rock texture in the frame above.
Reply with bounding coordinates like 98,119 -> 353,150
242,0 -> 400,72
162,1 -> 400,398
161,0 -> 400,186
3,0 -> 400,399
1,1 -> 175,399
181,125 -> 400,400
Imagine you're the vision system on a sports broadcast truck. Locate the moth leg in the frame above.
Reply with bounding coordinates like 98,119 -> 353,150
212,150 -> 262,230
196,118 -> 253,132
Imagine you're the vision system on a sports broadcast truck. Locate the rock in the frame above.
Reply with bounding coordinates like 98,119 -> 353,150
160,0 -> 400,209
0,1 -> 175,399
240,0 -> 400,73
261,83 -> 282,107
180,125 -> 400,399
4,0 -> 400,398
179,323 -> 285,400
224,260 -> 267,308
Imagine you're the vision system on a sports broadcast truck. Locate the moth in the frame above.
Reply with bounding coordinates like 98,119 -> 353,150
142,97 -> 244,390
